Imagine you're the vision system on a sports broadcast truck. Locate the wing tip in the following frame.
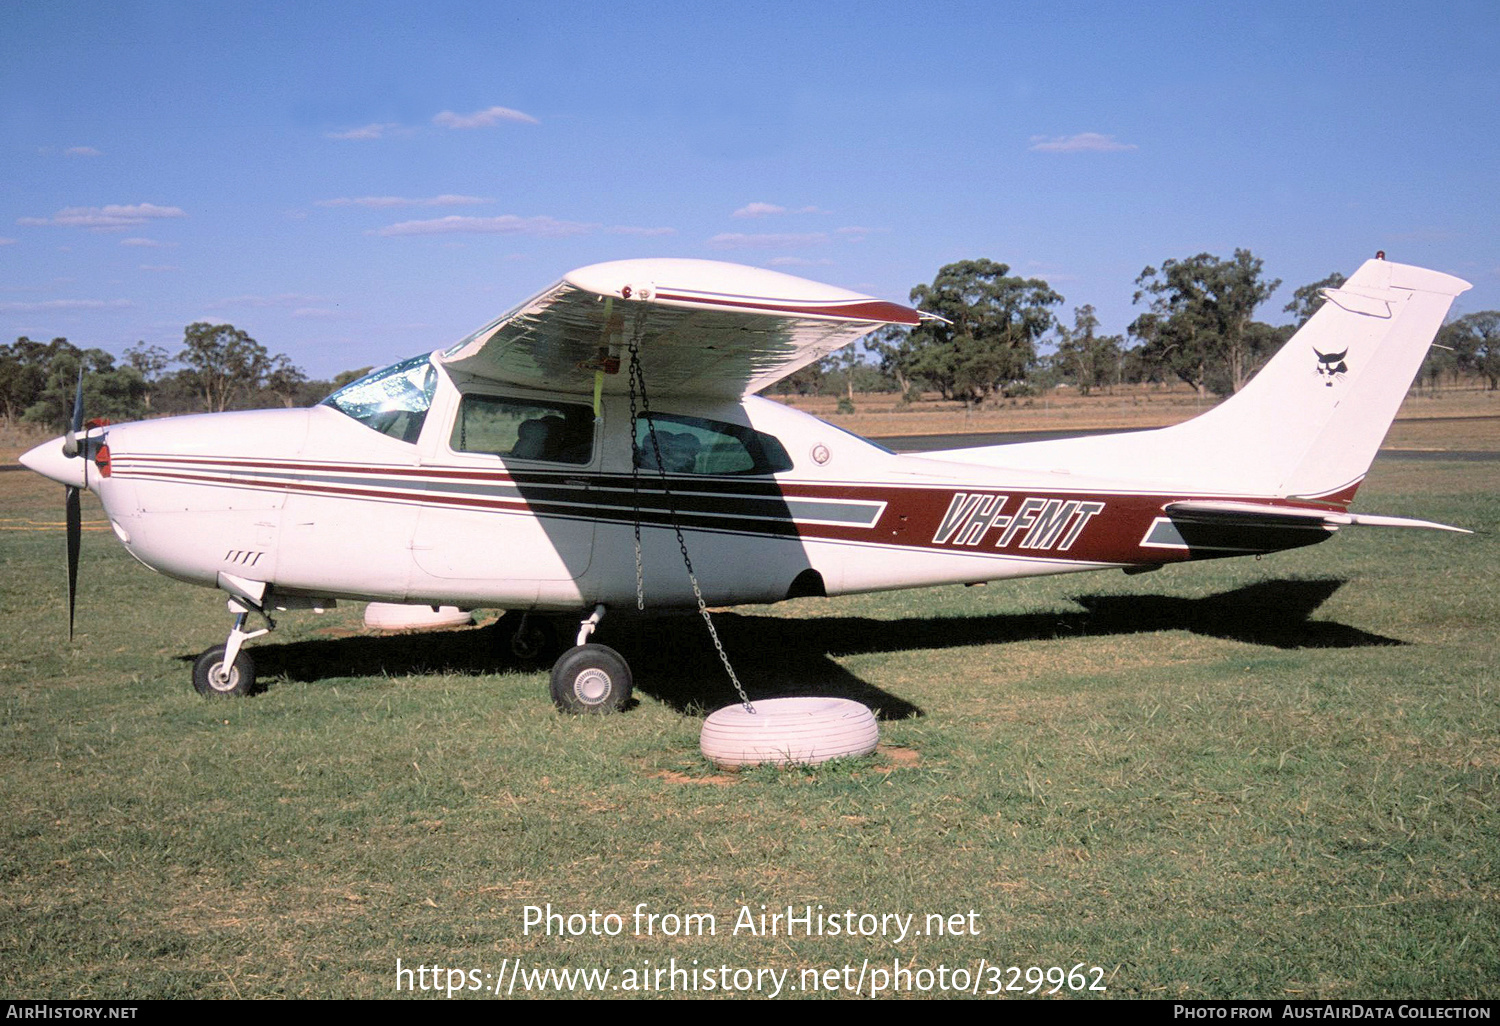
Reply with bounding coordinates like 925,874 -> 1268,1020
564,258 -> 920,324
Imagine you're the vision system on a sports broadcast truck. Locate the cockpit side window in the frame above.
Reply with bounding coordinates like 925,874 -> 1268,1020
320,354 -> 438,444
634,413 -> 793,475
451,395 -> 595,465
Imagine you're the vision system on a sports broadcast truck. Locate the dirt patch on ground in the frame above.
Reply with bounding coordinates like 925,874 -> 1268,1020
651,768 -> 738,787
874,743 -> 920,771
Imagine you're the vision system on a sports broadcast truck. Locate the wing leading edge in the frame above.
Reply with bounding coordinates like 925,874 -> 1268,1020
438,258 -> 921,399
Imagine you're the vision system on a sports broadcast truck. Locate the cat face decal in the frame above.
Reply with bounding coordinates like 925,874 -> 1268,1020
1314,347 -> 1348,386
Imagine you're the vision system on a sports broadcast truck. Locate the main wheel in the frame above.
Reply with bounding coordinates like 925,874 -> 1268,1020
193,645 -> 256,697
549,644 -> 632,714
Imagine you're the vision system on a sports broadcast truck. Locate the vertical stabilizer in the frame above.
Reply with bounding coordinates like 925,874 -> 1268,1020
1261,259 -> 1470,498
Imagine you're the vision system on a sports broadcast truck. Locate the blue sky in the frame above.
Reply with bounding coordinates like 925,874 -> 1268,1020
3,1 -> 1497,379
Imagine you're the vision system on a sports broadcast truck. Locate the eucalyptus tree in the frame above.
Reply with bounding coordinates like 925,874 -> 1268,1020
1284,271 -> 1348,329
906,259 -> 1062,404
1130,249 -> 1281,395
1051,304 -> 1124,396
1441,311 -> 1500,390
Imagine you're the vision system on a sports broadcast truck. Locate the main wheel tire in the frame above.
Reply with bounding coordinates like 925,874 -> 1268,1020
550,644 -> 632,714
192,645 -> 256,697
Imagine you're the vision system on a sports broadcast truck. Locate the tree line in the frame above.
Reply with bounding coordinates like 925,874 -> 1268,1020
5,252 -> 1498,432
1,324 -> 370,430
774,251 -> 1500,404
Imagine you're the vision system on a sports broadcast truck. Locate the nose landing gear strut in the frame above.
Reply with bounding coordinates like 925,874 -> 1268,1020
193,600 -> 273,697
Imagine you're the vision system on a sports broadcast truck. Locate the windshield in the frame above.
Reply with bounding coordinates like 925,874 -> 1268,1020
321,354 -> 438,443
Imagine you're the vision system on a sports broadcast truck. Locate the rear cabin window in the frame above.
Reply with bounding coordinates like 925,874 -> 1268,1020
634,414 -> 793,475
451,395 -> 595,465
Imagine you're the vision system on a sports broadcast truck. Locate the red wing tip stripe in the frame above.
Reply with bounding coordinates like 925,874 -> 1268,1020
652,290 -> 921,325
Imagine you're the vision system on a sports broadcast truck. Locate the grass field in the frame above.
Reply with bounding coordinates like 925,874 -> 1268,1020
1,418 -> 1497,999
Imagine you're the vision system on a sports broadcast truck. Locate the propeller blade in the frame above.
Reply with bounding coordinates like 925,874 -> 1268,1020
62,367 -> 85,458
65,484 -> 81,642
71,366 -> 85,433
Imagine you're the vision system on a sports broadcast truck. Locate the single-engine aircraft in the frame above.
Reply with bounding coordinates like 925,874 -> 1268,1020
20,256 -> 1471,711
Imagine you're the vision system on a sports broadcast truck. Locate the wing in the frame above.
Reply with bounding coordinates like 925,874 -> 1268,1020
438,258 -> 921,399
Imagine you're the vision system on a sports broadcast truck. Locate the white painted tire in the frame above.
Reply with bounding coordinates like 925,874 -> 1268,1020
363,603 -> 473,630
700,697 -> 879,768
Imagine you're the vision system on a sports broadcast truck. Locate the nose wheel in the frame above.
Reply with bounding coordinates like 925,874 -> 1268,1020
192,602 -> 272,697
193,645 -> 256,697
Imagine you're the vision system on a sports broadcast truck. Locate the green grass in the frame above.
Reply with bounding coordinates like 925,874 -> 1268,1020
1,460 -> 1497,999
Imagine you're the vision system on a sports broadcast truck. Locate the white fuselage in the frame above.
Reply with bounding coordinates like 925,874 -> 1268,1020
79,362 -> 1145,615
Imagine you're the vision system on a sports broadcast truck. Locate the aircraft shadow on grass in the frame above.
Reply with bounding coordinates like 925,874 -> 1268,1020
230,577 -> 1401,719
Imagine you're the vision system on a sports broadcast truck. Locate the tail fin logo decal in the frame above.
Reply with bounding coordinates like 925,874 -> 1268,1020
1314,347 -> 1348,386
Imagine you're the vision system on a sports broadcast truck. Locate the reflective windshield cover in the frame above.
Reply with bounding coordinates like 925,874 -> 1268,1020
320,354 -> 438,443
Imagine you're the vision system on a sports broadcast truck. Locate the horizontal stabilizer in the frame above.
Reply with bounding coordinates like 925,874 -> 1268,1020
1164,501 -> 1471,534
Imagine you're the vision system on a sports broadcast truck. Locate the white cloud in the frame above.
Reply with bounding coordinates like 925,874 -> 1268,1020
733,202 -> 828,218
317,194 -> 491,209
209,293 -> 324,309
138,264 -> 179,272
0,238 -> 16,246
0,298 -> 134,312
292,307 -> 344,319
767,256 -> 835,267
65,147 -> 102,158
708,232 -> 829,250
19,203 -> 187,231
1027,132 -> 1138,153
433,106 -> 538,129
733,202 -> 786,218
374,215 -> 595,237
326,122 -> 403,140
606,225 -> 676,237
371,214 -> 671,239
1024,261 -> 1080,284
0,279 -> 73,293
120,237 -> 176,248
